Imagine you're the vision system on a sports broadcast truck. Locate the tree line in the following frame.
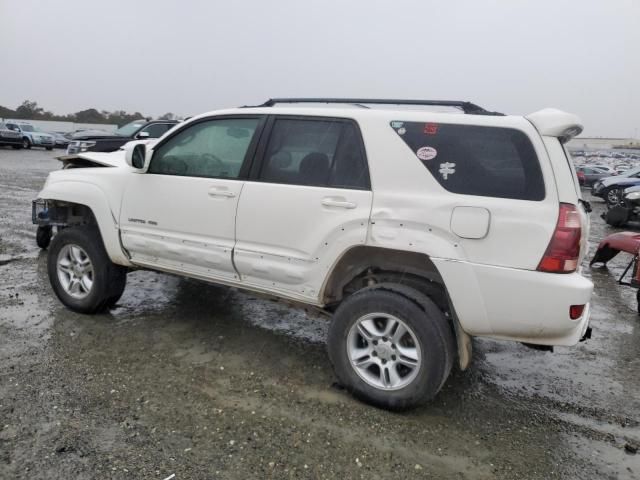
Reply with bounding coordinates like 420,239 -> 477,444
0,100 -> 177,126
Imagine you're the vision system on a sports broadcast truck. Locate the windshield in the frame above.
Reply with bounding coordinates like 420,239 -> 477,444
115,120 -> 145,137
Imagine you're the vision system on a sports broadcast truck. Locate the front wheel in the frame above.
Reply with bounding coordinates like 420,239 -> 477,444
45,146 -> 53,151
22,138 -> 31,149
47,226 -> 127,314
605,188 -> 623,206
327,284 -> 455,410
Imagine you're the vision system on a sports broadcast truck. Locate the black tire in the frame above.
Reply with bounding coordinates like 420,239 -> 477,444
605,187 -> 623,206
45,146 -> 53,151
637,289 -> 640,316
327,283 -> 456,410
47,226 -> 127,314
11,145 -> 21,150
36,225 -> 53,249
22,138 -> 31,149
605,206 -> 630,227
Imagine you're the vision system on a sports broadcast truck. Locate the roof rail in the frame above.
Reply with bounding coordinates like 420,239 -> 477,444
253,98 -> 504,115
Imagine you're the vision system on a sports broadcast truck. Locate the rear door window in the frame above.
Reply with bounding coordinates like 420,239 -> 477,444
391,122 -> 545,200
259,118 -> 370,189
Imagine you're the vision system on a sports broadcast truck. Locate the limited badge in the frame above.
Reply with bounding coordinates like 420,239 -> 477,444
439,162 -> 456,180
416,146 -> 437,161
397,127 -> 406,135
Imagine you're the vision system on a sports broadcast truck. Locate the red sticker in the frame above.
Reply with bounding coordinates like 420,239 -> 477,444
424,123 -> 438,135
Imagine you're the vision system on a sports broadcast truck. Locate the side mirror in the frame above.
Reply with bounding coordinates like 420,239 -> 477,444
124,141 -> 148,171
137,131 -> 150,139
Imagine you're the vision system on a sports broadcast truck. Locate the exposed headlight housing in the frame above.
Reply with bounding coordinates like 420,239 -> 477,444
626,191 -> 640,201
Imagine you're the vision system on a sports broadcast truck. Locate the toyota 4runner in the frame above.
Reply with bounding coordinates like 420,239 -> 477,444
33,98 -> 593,410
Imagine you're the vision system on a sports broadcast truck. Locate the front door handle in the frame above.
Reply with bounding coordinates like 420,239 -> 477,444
208,187 -> 236,198
322,198 -> 357,209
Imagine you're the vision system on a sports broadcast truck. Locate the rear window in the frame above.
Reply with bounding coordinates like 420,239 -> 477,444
391,121 -> 545,200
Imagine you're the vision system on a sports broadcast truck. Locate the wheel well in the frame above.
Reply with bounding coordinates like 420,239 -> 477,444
321,246 -> 447,311
38,200 -> 97,227
321,246 -> 473,371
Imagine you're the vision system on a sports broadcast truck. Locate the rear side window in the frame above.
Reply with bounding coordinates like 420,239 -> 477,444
391,122 -> 545,200
259,118 -> 370,190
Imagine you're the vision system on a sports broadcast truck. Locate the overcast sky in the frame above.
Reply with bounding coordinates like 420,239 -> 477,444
1,0 -> 638,137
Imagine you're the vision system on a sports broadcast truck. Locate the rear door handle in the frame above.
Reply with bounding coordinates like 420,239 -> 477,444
321,198 -> 357,209
208,187 -> 236,198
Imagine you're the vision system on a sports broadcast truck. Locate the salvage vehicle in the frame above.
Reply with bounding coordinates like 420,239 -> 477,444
0,122 -> 23,149
5,121 -> 55,150
32,98 -> 593,410
65,119 -> 178,154
592,166 -> 640,205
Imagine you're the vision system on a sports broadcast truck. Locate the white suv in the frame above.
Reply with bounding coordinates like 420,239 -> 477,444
33,98 -> 593,410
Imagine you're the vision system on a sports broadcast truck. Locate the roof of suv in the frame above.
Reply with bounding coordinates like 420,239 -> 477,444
187,98 -> 583,142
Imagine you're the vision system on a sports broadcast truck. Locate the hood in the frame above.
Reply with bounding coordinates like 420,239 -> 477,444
601,176 -> 640,187
56,150 -> 127,168
71,133 -> 124,141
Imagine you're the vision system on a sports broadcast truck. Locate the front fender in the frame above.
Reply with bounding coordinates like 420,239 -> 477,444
38,181 -> 131,266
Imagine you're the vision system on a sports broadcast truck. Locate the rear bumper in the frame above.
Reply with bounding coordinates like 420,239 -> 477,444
433,259 -> 593,346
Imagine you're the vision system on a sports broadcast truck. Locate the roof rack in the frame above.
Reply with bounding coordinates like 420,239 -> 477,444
253,98 -> 504,116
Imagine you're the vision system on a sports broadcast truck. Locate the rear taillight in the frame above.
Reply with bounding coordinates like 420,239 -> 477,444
537,203 -> 582,274
569,304 -> 585,320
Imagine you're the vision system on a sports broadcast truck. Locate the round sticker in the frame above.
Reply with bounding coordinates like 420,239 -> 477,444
397,127 -> 406,135
416,146 -> 437,161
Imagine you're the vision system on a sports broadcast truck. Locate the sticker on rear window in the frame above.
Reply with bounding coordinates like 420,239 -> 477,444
424,123 -> 438,135
397,127 -> 406,135
391,121 -> 404,129
439,162 -> 456,180
416,146 -> 437,161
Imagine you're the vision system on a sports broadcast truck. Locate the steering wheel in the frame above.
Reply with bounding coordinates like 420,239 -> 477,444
199,153 -> 224,177
202,153 -> 223,167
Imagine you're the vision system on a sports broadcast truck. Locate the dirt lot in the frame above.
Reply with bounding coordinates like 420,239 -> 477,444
0,148 -> 639,479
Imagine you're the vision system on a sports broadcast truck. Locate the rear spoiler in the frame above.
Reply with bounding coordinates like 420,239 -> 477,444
525,108 -> 583,144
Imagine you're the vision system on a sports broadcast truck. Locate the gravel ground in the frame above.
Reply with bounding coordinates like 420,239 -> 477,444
0,148 -> 639,479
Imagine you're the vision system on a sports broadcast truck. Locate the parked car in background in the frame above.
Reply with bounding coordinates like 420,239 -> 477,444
615,164 -> 632,174
575,165 -> 615,187
0,122 -> 23,149
33,98 -> 592,410
65,119 -> 178,154
49,132 -> 70,148
5,122 -> 55,150
592,166 -> 640,205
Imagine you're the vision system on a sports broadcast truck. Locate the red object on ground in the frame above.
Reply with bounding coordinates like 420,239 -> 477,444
590,232 -> 640,266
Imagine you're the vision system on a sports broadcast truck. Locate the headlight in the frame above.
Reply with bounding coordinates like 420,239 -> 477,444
626,192 -> 640,201
78,141 -> 96,151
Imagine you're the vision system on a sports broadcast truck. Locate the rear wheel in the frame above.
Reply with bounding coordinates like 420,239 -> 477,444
47,226 -> 127,314
45,146 -> 53,151
327,284 -> 455,410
